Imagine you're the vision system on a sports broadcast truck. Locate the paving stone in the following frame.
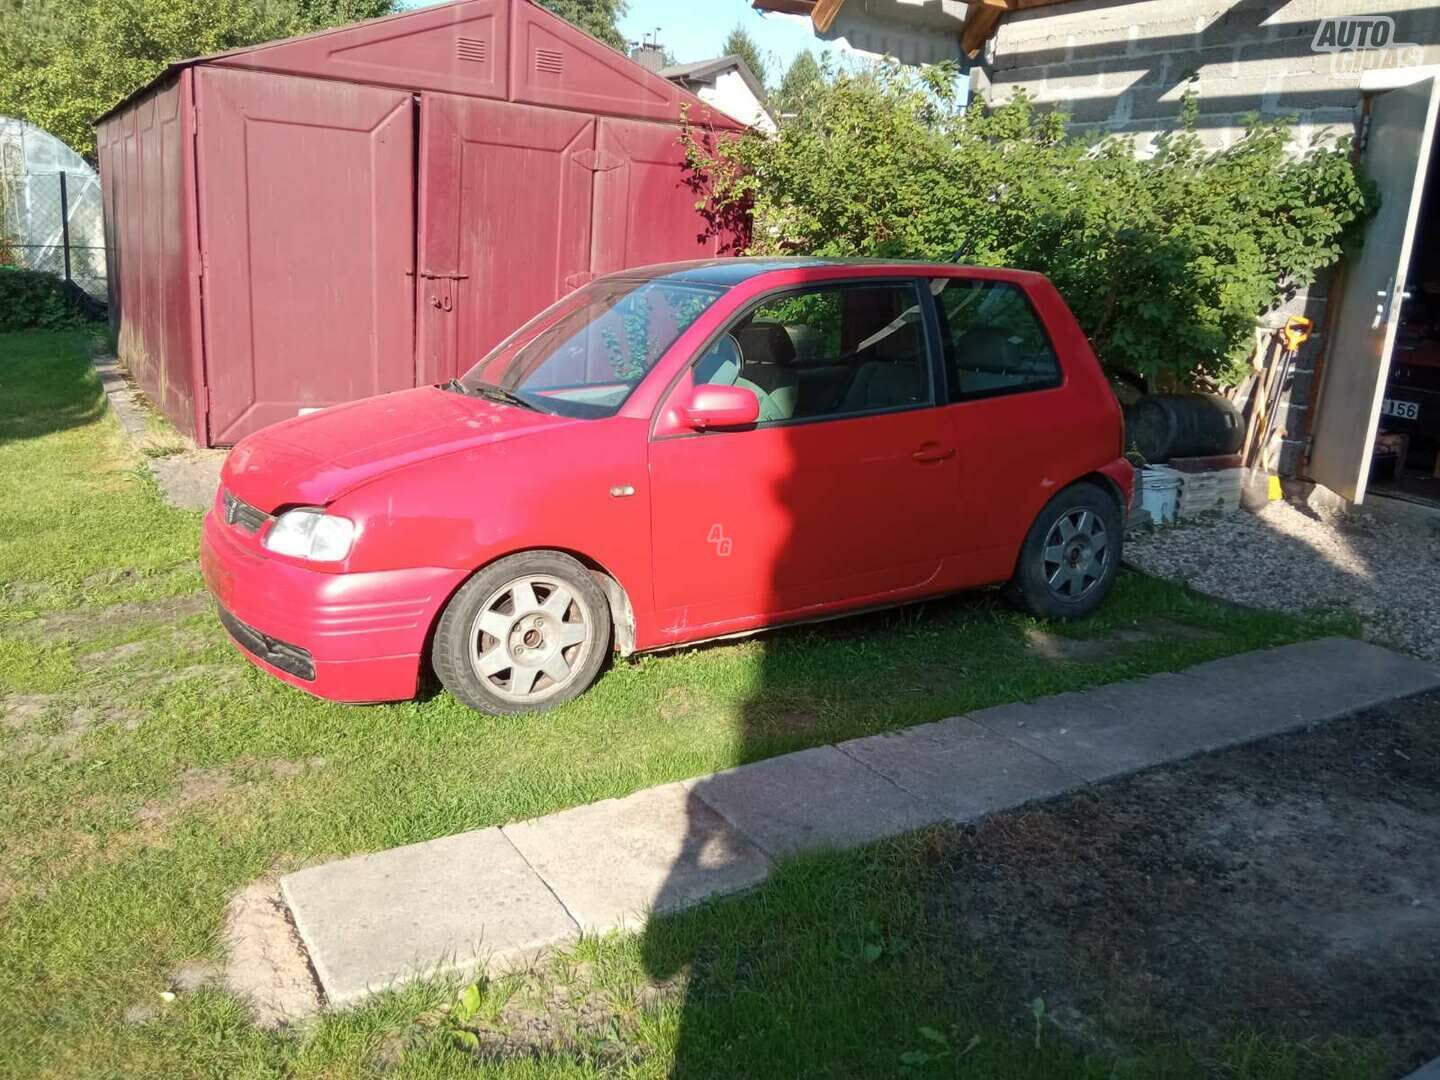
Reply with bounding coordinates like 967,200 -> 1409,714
1268,637 -> 1440,702
686,746 -> 938,857
1179,637 -> 1440,736
502,782 -> 770,933
281,828 -> 577,1006
968,690 -> 1168,782
837,718 -> 1083,822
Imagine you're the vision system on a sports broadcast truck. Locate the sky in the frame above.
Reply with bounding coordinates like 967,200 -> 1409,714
617,0 -> 852,81
396,0 -> 858,85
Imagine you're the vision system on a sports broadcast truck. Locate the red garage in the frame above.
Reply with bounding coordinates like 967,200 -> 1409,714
95,0 -> 744,446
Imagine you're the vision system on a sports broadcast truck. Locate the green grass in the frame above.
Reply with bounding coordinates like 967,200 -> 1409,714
0,330 -> 1363,1078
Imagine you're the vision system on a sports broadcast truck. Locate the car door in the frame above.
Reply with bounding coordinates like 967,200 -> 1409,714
647,278 -> 959,643
929,274 -> 1081,584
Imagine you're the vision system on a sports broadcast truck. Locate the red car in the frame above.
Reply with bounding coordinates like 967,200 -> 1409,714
202,259 -> 1132,714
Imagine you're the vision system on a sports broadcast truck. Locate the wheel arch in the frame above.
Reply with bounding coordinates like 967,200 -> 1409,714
423,546 -> 638,665
1078,469 -> 1130,514
1008,471 -> 1127,584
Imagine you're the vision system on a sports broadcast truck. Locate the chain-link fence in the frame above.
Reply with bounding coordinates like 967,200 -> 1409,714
1,168 -> 108,302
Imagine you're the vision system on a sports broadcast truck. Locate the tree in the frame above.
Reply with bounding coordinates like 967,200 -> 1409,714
683,64 -> 1377,387
772,50 -> 824,117
722,23 -> 767,87
536,0 -> 627,51
0,0 -> 395,159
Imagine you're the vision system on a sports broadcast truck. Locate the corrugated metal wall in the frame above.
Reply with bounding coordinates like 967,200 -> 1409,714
98,0 -> 745,446
97,72 -> 204,441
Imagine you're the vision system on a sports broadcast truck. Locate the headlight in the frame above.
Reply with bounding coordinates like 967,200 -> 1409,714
262,508 -> 356,562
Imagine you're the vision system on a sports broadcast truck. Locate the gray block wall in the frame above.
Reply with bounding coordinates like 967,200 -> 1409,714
978,0 -> 1440,478
981,0 -> 1440,152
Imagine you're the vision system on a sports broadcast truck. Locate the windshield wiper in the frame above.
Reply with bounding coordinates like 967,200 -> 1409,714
472,382 -> 545,413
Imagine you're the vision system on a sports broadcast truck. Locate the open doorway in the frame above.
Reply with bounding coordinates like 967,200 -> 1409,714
1307,73 -> 1440,507
1370,122 -> 1440,505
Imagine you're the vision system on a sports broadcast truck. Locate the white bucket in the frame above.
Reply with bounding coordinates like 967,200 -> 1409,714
1139,465 -> 1182,524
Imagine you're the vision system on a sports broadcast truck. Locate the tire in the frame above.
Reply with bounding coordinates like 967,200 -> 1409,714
1004,481 -> 1123,620
432,551 -> 612,715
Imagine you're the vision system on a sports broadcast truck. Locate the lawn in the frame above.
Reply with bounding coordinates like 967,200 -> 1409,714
0,329 -> 1365,1078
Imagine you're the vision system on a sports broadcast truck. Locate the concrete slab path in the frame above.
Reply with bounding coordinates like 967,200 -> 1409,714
276,637 -> 1440,1008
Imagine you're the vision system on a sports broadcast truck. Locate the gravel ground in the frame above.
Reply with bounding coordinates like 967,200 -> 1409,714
1126,500 -> 1440,660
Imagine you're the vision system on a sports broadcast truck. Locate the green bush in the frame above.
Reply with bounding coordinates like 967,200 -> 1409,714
0,269 -> 88,332
682,64 -> 1378,387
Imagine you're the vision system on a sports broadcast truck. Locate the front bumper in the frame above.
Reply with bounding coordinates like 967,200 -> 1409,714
201,511 -> 468,703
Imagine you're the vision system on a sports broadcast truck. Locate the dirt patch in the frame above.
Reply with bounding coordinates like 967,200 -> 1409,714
441,964 -> 661,1069
134,759 -> 321,826
929,691 -> 1440,1074
135,767 -> 236,825
147,450 -> 225,512
1,694 -> 52,729
1,696 -> 145,759
38,594 -> 211,638
223,876 -> 323,1029
659,686 -> 698,722
1024,617 -> 1221,664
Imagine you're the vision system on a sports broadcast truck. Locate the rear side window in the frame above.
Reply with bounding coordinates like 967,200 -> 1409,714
932,278 -> 1061,402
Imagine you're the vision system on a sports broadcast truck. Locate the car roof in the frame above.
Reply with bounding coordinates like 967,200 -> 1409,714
601,256 -> 1043,288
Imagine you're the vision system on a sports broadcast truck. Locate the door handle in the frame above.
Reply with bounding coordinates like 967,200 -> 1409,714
913,444 -> 956,464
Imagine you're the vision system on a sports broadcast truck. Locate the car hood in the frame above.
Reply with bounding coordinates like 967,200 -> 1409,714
222,387 -> 578,510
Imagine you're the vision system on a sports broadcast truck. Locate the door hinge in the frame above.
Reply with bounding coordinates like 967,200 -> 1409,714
418,270 -> 469,280
564,271 -> 595,289
573,149 -> 622,172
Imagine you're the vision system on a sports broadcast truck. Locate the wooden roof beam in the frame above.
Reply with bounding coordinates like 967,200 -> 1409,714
961,0 -> 1009,58
812,0 -> 846,33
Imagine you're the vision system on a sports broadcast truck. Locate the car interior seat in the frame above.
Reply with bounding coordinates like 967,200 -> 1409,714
952,326 -> 1026,394
732,324 -> 799,420
692,333 -> 791,423
841,320 -> 927,411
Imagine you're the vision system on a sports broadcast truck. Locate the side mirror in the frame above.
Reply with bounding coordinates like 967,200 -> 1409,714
681,384 -> 760,431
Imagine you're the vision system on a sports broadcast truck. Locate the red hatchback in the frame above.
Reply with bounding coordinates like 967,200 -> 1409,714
202,259 -> 1132,714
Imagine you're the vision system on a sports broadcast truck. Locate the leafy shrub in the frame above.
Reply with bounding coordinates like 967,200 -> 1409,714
0,269 -> 88,331
682,64 -> 1377,387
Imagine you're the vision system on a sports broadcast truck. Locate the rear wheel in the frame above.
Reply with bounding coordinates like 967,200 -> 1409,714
1004,481 -> 1122,619
432,552 -> 612,715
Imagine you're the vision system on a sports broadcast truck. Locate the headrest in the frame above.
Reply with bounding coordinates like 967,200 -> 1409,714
734,323 -> 798,368
871,318 -> 921,362
954,326 -> 1017,372
694,333 -> 742,386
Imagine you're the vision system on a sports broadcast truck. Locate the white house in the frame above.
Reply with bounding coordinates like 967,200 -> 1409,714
660,55 -> 778,134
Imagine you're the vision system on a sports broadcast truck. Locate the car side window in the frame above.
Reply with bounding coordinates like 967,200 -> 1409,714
691,282 -> 933,424
931,278 -> 1062,402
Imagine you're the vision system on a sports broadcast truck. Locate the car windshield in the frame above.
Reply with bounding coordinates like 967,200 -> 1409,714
459,278 -> 726,418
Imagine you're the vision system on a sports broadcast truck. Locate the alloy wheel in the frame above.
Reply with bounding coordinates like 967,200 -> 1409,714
469,575 -> 592,702
1041,507 -> 1110,600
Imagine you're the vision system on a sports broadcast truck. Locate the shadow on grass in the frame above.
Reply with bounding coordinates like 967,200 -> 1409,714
0,329 -> 108,448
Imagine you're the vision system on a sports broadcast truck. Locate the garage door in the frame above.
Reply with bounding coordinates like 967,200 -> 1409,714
414,93 -> 596,384
195,68 -> 415,444
590,117 -> 724,276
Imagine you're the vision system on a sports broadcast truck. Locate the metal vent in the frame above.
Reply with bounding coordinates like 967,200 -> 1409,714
535,47 -> 564,75
456,36 -> 487,63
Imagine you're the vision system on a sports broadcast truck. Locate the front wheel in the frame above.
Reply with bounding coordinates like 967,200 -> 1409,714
1004,481 -> 1123,620
432,552 -> 612,715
